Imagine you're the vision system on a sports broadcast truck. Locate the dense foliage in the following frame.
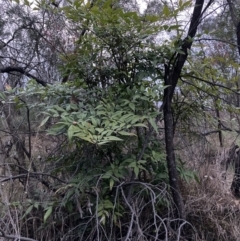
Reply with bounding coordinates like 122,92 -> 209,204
1,0 -> 240,240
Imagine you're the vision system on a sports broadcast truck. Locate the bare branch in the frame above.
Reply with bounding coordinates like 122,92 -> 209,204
183,74 -> 240,95
0,172 -> 66,184
0,67 -> 47,86
195,37 -> 237,48
0,228 -> 38,241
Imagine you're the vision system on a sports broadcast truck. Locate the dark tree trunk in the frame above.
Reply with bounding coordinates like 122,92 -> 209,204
164,103 -> 185,218
231,147 -> 240,198
162,0 -> 212,219
214,101 -> 223,147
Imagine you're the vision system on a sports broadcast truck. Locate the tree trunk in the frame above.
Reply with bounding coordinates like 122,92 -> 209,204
214,100 -> 223,147
231,147 -> 240,198
162,0 -> 212,219
164,103 -> 185,218
226,0 -> 240,195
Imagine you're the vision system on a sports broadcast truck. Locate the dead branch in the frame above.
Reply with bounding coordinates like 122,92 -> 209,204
0,67 -> 47,87
0,228 -> 38,241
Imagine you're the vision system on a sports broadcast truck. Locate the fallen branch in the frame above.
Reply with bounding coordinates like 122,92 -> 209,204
0,228 -> 38,241
0,172 -> 66,184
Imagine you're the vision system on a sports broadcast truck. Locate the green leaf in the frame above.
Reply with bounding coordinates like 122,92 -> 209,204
102,171 -> 113,179
133,123 -> 147,128
104,136 -> 123,141
22,205 -> 33,219
180,0 -> 192,9
54,105 -> 66,112
0,92 -> 6,100
99,214 -> 106,225
176,49 -> 186,55
134,166 -> 139,176
39,116 -> 50,127
129,102 -> 135,111
128,162 -> 137,168
163,4 -> 170,17
118,131 -> 136,136
194,173 -> 200,183
74,133 -> 94,143
91,118 -> 98,126
103,200 -> 114,209
48,123 -> 66,135
110,178 -> 114,190
131,116 -> 142,124
96,128 -> 104,133
68,124 -> 80,140
44,206 -> 53,223
33,202 -> 39,209
149,118 -> 158,133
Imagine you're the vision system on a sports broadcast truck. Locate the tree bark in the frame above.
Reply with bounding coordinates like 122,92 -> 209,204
162,0 -> 213,219
226,0 -> 240,196
231,147 -> 240,198
214,99 -> 223,147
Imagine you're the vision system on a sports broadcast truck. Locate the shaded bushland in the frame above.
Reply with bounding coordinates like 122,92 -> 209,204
0,0 -> 240,241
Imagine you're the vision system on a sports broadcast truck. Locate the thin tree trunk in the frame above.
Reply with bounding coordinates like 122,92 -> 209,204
237,81 -> 240,107
231,148 -> 240,198
162,0 -> 213,219
214,100 -> 223,147
216,110 -> 223,147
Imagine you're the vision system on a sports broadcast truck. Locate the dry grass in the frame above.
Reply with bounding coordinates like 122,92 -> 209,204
177,134 -> 240,241
1,113 -> 240,240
